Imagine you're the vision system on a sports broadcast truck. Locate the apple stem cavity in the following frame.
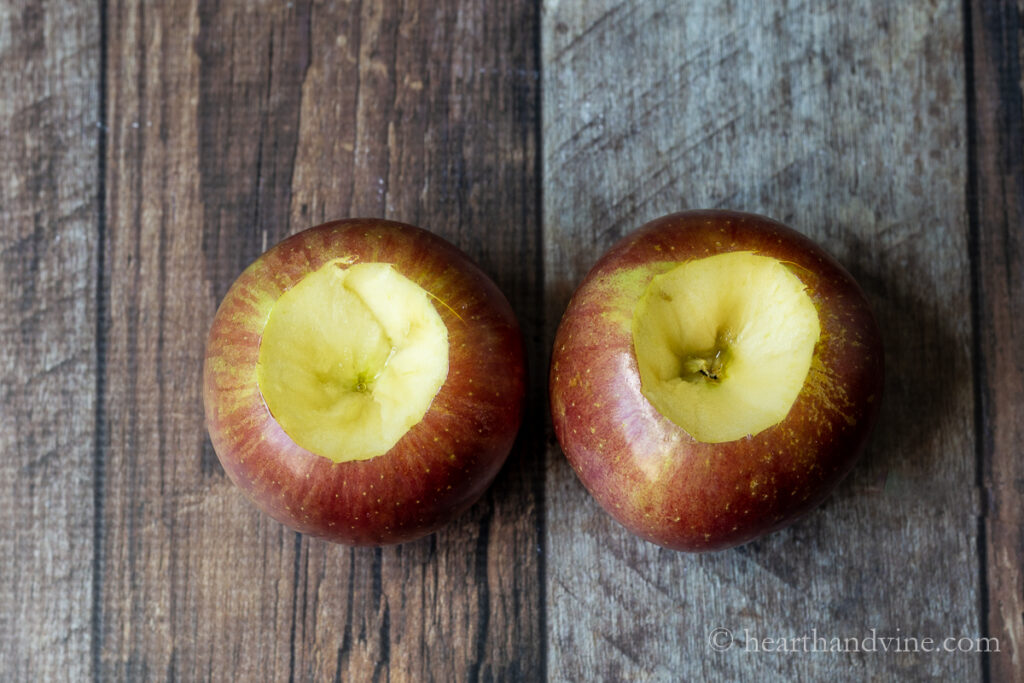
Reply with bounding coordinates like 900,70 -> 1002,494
680,332 -> 731,384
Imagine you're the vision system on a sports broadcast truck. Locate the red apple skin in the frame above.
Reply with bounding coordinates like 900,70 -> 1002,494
204,219 -> 526,545
550,210 -> 884,552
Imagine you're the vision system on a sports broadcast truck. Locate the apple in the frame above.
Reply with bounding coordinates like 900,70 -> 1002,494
549,210 -> 883,551
204,218 -> 526,545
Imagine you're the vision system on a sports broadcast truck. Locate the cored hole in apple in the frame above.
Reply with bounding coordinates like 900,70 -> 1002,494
631,251 -> 821,443
255,260 -> 449,463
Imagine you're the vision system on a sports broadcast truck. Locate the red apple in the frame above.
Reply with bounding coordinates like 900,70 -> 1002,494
204,219 -> 525,545
549,210 -> 883,551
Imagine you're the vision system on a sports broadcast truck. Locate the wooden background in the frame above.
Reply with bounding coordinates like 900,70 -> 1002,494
1,0 -> 1020,680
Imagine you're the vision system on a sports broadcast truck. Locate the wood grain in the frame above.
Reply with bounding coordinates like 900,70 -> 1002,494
95,0 -> 542,679
3,0 -> 1012,679
968,0 -> 1024,678
286,2 -> 543,679
0,1 -> 99,679
543,0 -> 980,679
97,2 -> 311,678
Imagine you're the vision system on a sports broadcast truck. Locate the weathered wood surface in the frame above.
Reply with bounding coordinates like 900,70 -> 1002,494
0,2 -> 99,680
542,0 -> 983,680
94,0 -> 542,680
1,0 -> 1021,680
968,1 -> 1024,680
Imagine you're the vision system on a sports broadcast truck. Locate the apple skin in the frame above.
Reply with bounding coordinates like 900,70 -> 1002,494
204,219 -> 526,545
549,210 -> 884,552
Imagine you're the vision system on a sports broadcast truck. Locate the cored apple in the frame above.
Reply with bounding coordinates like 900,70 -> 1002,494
549,210 -> 883,551
204,219 -> 525,545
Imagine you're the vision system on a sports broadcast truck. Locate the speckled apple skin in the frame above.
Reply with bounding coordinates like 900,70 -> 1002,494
204,219 -> 526,545
549,210 -> 884,552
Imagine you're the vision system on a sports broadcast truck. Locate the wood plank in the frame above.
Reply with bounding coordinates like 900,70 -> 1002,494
968,0 -> 1024,677
97,0 -> 542,679
543,0 -> 980,679
287,2 -> 544,680
0,1 -> 99,679
97,1 -> 309,678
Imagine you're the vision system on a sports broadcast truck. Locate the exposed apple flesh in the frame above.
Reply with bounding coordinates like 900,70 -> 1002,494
632,251 -> 821,443
256,261 -> 450,463
204,219 -> 525,545
550,210 -> 884,552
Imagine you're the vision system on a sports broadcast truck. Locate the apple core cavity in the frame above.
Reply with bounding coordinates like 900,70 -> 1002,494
256,260 -> 449,463
631,251 -> 820,443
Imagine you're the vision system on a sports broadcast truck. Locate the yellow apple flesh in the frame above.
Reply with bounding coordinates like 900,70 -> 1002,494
632,251 -> 821,443
256,261 -> 450,463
